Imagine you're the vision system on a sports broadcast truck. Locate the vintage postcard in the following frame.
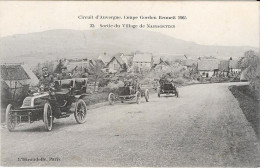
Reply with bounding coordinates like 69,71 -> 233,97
0,1 -> 259,167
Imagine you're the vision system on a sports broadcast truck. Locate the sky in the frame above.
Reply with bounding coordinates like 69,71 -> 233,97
0,1 -> 259,48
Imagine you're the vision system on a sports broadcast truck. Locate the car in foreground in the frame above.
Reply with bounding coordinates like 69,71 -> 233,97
5,78 -> 89,132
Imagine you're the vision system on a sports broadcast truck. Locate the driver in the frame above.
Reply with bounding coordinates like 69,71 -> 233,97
39,67 -> 54,89
159,75 -> 166,87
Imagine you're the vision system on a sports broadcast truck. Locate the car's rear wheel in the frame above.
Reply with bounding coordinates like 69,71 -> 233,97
6,104 -> 16,132
176,91 -> 179,98
136,91 -> 141,104
144,89 -> 149,102
43,102 -> 53,131
108,93 -> 115,105
74,99 -> 87,124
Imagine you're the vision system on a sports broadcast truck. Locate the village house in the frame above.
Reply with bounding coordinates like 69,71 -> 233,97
198,59 -> 220,78
1,63 -> 39,103
229,60 -> 241,74
106,54 -> 126,73
98,52 -> 112,65
120,53 -> 134,67
133,53 -> 154,72
183,59 -> 198,70
153,58 -> 170,72
218,60 -> 229,77
63,58 -> 89,72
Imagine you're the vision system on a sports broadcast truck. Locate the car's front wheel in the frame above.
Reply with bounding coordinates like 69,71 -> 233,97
43,101 -> 53,131
144,89 -> 149,102
74,99 -> 87,124
6,104 -> 16,132
108,93 -> 116,105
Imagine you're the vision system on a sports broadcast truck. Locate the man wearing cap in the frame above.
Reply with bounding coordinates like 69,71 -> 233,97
58,66 -> 71,80
39,67 -> 54,88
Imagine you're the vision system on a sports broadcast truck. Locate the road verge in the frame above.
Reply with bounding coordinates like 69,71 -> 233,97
229,85 -> 260,139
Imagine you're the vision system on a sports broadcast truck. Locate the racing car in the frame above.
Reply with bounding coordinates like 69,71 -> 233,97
5,78 -> 89,132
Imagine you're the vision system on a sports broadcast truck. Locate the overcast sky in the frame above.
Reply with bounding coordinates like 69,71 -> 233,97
0,1 -> 259,47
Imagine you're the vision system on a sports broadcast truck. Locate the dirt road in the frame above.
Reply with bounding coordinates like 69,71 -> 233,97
1,82 -> 259,166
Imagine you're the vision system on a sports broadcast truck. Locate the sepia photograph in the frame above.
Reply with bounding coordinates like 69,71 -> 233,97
0,1 -> 259,167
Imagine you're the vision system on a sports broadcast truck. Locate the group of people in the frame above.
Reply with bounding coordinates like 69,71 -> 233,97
123,76 -> 141,93
38,66 -> 72,87
159,74 -> 173,87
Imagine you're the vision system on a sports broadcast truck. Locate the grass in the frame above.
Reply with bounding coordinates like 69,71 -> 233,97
229,85 -> 260,139
83,92 -> 109,106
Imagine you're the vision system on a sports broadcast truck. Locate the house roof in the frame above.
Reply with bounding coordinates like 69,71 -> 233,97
229,60 -> 239,69
219,60 -> 229,71
98,53 -> 112,63
198,59 -> 219,71
183,59 -> 198,67
107,55 -> 125,66
94,59 -> 105,66
21,64 -> 39,86
155,54 -> 187,62
133,53 -> 153,63
0,64 -> 30,80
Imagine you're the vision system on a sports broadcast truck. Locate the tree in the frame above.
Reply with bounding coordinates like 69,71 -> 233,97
238,50 -> 259,80
238,50 -> 260,96
54,59 -> 64,74
88,60 -> 105,91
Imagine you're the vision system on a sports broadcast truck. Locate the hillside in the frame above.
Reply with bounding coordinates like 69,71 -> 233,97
0,29 -> 257,67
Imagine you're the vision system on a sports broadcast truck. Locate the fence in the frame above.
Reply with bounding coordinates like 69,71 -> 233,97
87,82 -> 99,92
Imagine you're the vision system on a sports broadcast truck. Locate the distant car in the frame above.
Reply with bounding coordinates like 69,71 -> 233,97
157,83 -> 179,97
5,78 -> 89,132
108,83 -> 149,105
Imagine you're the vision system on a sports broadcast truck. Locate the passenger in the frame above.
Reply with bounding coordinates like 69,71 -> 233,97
132,76 -> 140,92
58,67 -> 71,80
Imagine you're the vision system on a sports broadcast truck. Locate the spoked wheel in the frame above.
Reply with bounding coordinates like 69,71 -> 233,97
6,104 -> 16,132
108,93 -> 116,105
43,102 -> 53,131
74,99 -> 87,124
144,89 -> 149,102
136,91 -> 141,104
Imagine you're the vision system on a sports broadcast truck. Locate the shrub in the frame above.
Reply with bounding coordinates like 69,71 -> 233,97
173,77 -> 185,86
103,81 -> 124,93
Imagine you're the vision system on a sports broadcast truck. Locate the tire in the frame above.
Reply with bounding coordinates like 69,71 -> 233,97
176,91 -> 179,98
144,89 -> 149,102
43,102 -> 53,131
108,93 -> 115,105
136,91 -> 141,104
121,100 -> 124,103
6,104 -> 16,132
74,99 -> 87,124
